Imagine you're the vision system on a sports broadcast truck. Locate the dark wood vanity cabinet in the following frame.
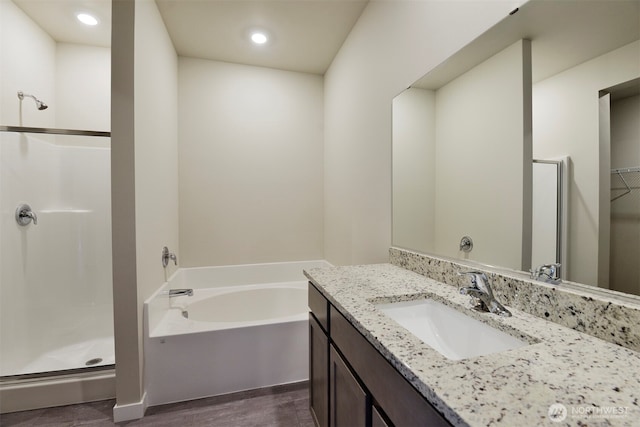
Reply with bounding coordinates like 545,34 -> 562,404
308,282 -> 452,427
329,345 -> 368,426
372,406 -> 391,427
309,282 -> 330,427
309,313 -> 329,427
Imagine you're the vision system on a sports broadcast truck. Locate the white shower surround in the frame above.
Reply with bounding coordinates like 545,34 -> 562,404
0,132 -> 112,377
144,260 -> 329,407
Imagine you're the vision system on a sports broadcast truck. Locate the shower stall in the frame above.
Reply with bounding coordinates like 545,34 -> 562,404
0,125 -> 114,411
1,0 -> 115,411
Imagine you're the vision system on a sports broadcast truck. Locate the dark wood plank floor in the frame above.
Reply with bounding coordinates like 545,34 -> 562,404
0,381 -> 315,427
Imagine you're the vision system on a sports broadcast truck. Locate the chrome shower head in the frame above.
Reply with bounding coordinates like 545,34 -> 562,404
35,99 -> 48,110
17,91 -> 48,110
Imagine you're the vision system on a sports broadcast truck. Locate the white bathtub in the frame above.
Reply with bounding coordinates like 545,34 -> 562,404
143,260 -> 329,407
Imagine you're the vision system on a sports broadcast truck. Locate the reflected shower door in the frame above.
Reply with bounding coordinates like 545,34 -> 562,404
532,158 -> 568,279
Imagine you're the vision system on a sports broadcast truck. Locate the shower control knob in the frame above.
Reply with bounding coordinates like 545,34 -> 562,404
15,203 -> 38,226
161,246 -> 178,268
459,235 -> 473,252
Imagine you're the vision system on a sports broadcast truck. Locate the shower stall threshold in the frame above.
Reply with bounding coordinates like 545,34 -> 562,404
3,337 -> 116,377
0,368 -> 115,414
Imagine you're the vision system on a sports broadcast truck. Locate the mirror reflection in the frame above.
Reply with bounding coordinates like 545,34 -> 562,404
392,0 -> 640,296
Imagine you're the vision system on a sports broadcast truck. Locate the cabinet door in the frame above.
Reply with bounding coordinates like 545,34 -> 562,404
310,314 -> 329,427
372,406 -> 390,427
329,345 -> 368,427
331,306 -> 452,427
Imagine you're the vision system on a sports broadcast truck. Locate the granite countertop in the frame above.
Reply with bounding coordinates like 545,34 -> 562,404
304,263 -> 640,427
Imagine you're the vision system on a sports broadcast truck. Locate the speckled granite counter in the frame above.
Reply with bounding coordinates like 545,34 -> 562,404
389,248 -> 640,352
304,263 -> 640,427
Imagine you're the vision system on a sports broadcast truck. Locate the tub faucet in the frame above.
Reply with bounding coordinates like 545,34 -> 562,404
168,289 -> 193,297
530,263 -> 561,284
458,271 -> 511,317
161,246 -> 178,268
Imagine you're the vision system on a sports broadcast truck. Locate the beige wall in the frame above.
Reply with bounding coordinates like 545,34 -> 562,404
434,39 -> 531,270
0,0 -> 55,128
323,0 -> 522,266
134,0 -> 179,297
392,88 -> 436,254
391,40 -> 531,270
111,0 -> 138,410
56,43 -> 111,131
0,2 -> 110,132
111,0 -> 179,412
178,58 -> 324,267
533,40 -> 640,286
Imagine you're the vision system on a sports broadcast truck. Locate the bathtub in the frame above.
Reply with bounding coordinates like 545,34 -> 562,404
143,260 -> 330,407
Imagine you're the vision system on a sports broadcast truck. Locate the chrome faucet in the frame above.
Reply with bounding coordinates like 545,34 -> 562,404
161,246 -> 178,268
15,203 -> 38,226
458,271 -> 512,317
530,263 -> 561,284
168,289 -> 193,297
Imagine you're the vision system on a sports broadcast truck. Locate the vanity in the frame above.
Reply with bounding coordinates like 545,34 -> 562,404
308,276 -> 451,427
305,252 -> 640,427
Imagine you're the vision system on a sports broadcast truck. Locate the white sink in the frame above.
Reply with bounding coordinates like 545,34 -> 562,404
376,299 -> 529,360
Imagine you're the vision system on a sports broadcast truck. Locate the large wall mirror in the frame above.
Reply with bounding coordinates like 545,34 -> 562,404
392,0 -> 640,297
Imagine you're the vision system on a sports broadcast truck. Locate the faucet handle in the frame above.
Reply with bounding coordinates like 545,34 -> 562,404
531,263 -> 561,283
458,270 -> 495,300
457,270 -> 488,287
161,246 -> 178,268
15,203 -> 38,226
546,263 -> 560,278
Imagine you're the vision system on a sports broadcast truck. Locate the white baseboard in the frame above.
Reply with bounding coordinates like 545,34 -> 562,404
113,391 -> 148,422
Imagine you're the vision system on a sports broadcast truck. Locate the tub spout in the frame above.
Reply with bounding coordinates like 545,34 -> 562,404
169,288 -> 193,297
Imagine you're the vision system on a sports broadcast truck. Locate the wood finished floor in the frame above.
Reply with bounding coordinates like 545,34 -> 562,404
0,382 -> 315,427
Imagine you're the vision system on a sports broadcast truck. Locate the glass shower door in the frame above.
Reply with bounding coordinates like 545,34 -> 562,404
0,128 -> 113,378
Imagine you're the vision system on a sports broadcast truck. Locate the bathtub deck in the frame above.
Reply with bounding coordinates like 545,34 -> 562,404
0,382 -> 314,426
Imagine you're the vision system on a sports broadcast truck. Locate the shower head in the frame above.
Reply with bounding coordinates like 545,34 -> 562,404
17,91 -> 48,110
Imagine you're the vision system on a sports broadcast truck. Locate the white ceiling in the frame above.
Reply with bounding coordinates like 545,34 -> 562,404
12,0 -> 112,48
156,0 -> 368,74
17,0 -> 637,79
12,0 -> 368,75
413,0 -> 640,89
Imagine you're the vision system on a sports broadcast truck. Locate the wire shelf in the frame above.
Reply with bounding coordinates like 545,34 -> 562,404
611,167 -> 640,202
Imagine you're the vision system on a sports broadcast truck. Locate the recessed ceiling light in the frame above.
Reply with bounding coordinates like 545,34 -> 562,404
77,13 -> 98,26
251,32 -> 268,45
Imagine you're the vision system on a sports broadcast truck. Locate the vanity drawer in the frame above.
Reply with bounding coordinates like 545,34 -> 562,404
330,305 -> 451,427
309,282 -> 329,332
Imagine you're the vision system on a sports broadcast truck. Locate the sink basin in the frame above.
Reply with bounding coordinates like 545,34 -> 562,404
376,299 -> 529,360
